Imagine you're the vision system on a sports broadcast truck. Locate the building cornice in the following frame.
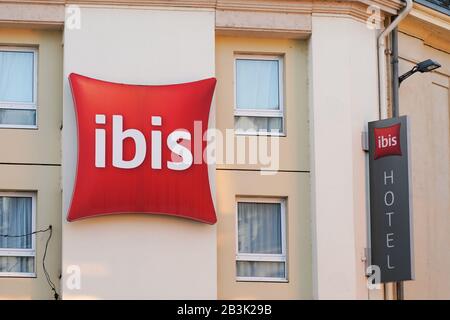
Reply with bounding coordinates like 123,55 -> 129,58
0,0 -> 404,12
0,0 -> 404,31
409,2 -> 450,31
0,2 -> 65,28
399,2 -> 450,53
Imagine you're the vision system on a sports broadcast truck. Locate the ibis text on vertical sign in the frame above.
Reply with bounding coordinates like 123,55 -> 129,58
368,116 -> 414,283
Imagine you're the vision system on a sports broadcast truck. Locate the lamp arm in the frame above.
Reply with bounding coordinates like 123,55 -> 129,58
399,67 -> 418,86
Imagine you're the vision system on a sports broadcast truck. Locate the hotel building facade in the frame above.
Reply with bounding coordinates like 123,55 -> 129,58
0,0 -> 448,300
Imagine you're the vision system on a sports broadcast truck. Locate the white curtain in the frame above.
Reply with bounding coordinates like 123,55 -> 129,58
236,59 -> 279,110
237,202 -> 285,278
0,51 -> 34,103
0,109 -> 36,126
0,257 -> 34,273
237,261 -> 285,278
234,116 -> 282,133
238,202 -> 281,254
0,196 -> 33,273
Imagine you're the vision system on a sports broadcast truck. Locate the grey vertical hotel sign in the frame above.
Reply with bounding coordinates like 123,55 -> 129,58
368,116 -> 414,283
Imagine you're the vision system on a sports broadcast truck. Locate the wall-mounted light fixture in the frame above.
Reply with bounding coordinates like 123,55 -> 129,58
399,59 -> 441,85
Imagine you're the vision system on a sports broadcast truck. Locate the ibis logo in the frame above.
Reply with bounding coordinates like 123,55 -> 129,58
95,115 -> 194,171
373,123 -> 402,160
67,73 -> 217,224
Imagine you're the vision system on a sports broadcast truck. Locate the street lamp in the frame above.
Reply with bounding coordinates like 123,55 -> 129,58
399,59 -> 441,85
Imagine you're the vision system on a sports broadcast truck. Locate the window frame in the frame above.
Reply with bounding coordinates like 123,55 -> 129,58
0,191 -> 37,278
234,54 -> 285,136
235,198 -> 287,282
0,46 -> 38,129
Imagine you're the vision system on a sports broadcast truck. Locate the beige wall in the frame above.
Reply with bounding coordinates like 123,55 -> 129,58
215,36 -> 309,172
3,1 -> 448,301
0,28 -> 62,164
215,36 -> 312,299
216,171 -> 312,299
0,28 -> 62,299
397,22 -> 450,299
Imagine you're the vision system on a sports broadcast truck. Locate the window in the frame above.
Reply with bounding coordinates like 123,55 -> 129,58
0,192 -> 36,277
0,47 -> 38,128
234,55 -> 284,135
236,199 -> 287,282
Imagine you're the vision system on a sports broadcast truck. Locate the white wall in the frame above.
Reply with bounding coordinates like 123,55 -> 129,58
309,15 -> 381,299
62,6 -> 216,299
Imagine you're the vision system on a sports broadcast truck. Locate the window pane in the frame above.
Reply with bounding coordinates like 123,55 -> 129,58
0,109 -> 36,126
0,256 -> 34,273
0,196 -> 33,249
236,59 -> 279,110
237,261 -> 285,279
0,51 -> 34,103
238,202 -> 282,254
235,116 -> 282,133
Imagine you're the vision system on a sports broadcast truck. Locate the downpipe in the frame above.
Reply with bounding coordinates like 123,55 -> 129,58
378,0 -> 413,119
376,0 -> 413,301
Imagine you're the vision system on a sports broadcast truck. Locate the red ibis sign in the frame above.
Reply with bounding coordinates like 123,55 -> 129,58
67,73 -> 217,224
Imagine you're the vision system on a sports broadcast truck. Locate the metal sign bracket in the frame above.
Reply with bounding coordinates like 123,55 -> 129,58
361,131 -> 369,152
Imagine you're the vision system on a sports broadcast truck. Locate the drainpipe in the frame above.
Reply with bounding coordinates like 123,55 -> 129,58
391,28 -> 400,118
377,0 -> 413,301
378,0 -> 413,119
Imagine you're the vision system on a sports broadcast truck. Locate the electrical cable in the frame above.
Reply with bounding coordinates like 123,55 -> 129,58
0,226 -> 51,238
0,225 -> 59,300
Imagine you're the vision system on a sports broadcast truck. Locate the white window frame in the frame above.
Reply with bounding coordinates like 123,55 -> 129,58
0,47 -> 38,129
235,198 -> 287,282
234,54 -> 285,136
0,191 -> 37,278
